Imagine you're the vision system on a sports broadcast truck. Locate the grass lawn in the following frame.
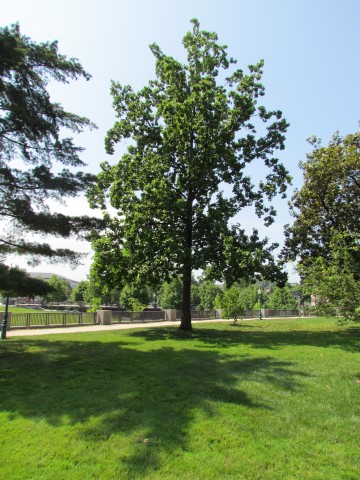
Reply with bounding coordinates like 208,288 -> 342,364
0,317 -> 359,479
0,306 -> 45,313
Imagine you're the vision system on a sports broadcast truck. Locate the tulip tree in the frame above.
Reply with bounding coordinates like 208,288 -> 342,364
89,19 -> 290,330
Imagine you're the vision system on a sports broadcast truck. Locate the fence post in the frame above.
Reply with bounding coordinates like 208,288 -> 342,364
97,310 -> 112,325
164,309 -> 177,321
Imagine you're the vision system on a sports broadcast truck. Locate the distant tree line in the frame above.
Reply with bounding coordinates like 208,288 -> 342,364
28,274 -> 299,314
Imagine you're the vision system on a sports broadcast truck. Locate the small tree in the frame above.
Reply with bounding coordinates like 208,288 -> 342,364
265,284 -> 298,310
44,275 -> 72,302
127,297 -> 147,313
298,236 -> 360,322
213,292 -> 223,309
157,277 -> 183,309
119,284 -> 151,310
70,280 -> 89,303
197,280 -> 222,310
221,286 -> 245,324
237,284 -> 261,310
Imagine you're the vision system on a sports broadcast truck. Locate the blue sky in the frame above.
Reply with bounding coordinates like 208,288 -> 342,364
3,0 -> 360,282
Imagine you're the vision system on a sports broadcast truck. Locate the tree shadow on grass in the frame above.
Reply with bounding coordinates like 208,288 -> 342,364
129,323 -> 360,353
0,334 -> 308,477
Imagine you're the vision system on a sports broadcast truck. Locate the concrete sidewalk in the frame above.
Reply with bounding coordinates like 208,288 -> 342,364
6,318 -> 233,337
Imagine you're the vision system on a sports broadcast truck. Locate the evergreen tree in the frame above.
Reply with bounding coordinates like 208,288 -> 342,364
0,23 -> 100,266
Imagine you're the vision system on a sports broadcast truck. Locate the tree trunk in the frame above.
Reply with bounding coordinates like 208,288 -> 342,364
180,261 -> 192,330
179,191 -> 193,331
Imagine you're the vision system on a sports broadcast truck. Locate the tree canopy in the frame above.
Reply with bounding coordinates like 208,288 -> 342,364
197,280 -> 222,310
119,284 -> 152,310
44,275 -> 72,302
283,129 -> 360,321
0,264 -> 53,297
283,130 -> 360,271
265,284 -> 298,310
221,286 -> 245,324
0,23 -> 100,266
70,280 -> 89,303
89,19 -> 290,330
157,276 -> 183,310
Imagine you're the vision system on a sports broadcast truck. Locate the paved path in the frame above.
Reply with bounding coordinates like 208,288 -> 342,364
6,318 -> 234,337
6,316 -> 302,338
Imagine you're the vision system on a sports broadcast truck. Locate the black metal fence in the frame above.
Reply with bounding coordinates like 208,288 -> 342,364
8,312 -> 97,329
111,310 -> 166,323
176,310 -> 219,320
262,309 -> 299,317
7,308 -> 300,330
243,310 -> 259,318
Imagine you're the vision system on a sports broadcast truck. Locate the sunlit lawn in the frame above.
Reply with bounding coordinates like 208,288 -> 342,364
0,317 -> 359,479
0,306 -> 44,313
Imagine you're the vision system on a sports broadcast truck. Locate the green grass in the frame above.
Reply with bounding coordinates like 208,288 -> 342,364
0,306 -> 44,313
0,317 -> 359,479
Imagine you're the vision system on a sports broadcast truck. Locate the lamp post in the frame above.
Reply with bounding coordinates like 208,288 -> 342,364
1,295 -> 10,340
257,288 -> 262,320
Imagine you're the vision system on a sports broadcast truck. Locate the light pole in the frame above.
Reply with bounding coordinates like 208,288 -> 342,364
1,295 -> 10,340
257,288 -> 262,320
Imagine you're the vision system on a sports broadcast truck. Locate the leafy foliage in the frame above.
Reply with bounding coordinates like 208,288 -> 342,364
85,272 -> 121,308
283,132 -> 360,320
70,280 -> 89,303
0,264 -> 53,297
298,235 -> 360,322
221,286 -> 245,323
119,284 -> 152,310
157,276 -> 183,309
197,280 -> 222,310
126,297 -> 147,312
0,23 -> 100,266
283,130 -> 360,271
265,284 -> 298,310
284,130 -> 360,321
44,275 -> 72,302
89,19 -> 290,329
236,284 -> 261,310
